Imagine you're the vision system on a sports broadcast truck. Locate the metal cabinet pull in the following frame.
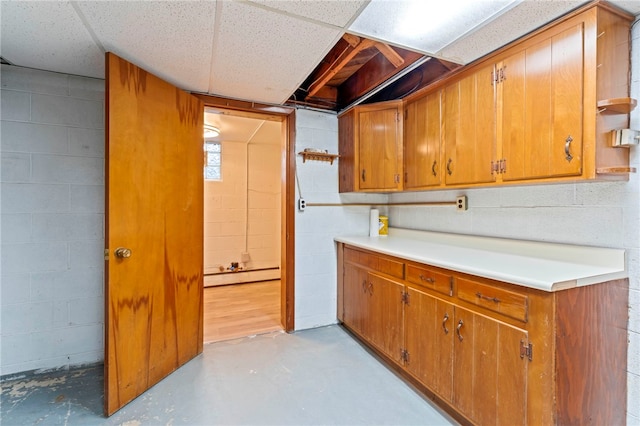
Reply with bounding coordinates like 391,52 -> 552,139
368,282 -> 373,295
442,313 -> 449,334
361,169 -> 366,182
431,160 -> 437,177
419,274 -> 435,284
362,279 -> 367,293
456,319 -> 464,341
446,158 -> 453,175
476,292 -> 500,303
564,135 -> 573,162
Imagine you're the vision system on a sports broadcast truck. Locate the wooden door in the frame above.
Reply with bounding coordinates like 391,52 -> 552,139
367,273 -> 404,363
342,263 -> 369,336
105,53 -> 204,416
358,104 -> 402,191
452,307 -> 528,425
444,65 -> 496,186
404,287 -> 454,402
404,91 -> 442,189
502,24 -> 583,181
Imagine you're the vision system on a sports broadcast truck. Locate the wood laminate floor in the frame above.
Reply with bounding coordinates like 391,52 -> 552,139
203,280 -> 282,343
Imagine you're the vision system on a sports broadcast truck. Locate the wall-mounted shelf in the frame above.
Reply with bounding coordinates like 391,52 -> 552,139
596,97 -> 637,114
298,151 -> 340,165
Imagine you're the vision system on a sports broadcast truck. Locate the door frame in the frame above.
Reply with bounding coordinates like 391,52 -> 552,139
194,94 -> 295,332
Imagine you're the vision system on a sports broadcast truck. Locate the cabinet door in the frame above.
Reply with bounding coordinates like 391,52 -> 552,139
444,65 -> 496,186
502,23 -> 584,181
342,263 -> 369,337
368,273 -> 404,364
404,287 -> 454,402
453,307 -> 528,426
404,91 -> 441,189
359,105 -> 402,191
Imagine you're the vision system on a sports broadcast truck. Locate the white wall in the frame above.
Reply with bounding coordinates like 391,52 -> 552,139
384,24 -> 640,425
293,109 -> 386,330
0,65 -> 105,375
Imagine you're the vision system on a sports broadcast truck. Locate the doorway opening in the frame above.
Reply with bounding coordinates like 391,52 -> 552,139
201,105 -> 292,342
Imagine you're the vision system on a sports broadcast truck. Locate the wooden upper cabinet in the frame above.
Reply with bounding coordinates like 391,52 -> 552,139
501,23 -> 584,181
443,64 -> 496,186
339,100 -> 403,192
404,91 -> 442,189
339,3 -> 633,193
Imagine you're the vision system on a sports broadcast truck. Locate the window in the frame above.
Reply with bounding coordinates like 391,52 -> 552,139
204,141 -> 222,180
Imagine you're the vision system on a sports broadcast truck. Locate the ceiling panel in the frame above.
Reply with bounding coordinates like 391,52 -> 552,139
438,0 -> 586,63
76,1 -> 216,93
205,110 -> 264,143
247,0 -> 368,27
210,1 -> 343,104
0,1 -> 103,78
348,0 -> 520,55
249,120 -> 281,145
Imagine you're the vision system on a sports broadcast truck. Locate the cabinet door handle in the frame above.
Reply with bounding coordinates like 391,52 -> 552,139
368,282 -> 373,295
431,160 -> 437,177
442,313 -> 449,334
456,319 -> 464,341
361,169 -> 366,182
476,292 -> 500,303
419,274 -> 435,284
564,135 -> 573,162
362,279 -> 367,293
446,158 -> 453,176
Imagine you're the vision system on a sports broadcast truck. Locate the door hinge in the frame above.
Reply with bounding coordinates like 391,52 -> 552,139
498,66 -> 507,83
104,249 -> 109,261
401,291 -> 410,305
401,348 -> 410,363
491,159 -> 507,175
520,340 -> 533,361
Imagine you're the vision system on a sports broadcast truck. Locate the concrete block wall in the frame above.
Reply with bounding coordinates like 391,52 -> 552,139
247,141 -> 281,269
203,139 -> 281,273
0,65 -> 104,375
204,141 -> 248,271
294,109 -> 387,330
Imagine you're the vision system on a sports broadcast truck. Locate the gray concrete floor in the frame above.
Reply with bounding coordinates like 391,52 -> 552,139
0,325 -> 457,425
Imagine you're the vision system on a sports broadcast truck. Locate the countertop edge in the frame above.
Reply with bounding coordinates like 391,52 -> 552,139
335,230 -> 627,292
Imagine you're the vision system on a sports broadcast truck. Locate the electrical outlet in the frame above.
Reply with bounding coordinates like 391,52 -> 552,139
456,195 -> 468,212
298,198 -> 306,212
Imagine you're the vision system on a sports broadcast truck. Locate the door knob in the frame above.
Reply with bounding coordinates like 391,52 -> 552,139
114,247 -> 132,259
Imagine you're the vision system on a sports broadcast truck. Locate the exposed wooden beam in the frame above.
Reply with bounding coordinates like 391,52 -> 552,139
306,38 -> 376,99
374,43 -> 404,68
343,33 -> 360,48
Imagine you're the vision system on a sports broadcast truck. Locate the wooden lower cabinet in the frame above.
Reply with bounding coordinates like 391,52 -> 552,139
342,262 -> 404,364
405,286 -> 528,425
338,243 -> 628,425
404,287 -> 454,402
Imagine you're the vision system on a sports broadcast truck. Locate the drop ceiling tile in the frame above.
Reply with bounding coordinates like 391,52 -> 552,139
348,0 -> 519,55
609,0 -> 640,15
210,1 -> 342,104
76,1 -> 216,92
0,1 -> 103,78
437,0 -> 585,64
247,0 -> 368,27
249,121 -> 281,144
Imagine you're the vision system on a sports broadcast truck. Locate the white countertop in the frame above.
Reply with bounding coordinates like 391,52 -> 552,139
334,228 -> 627,292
